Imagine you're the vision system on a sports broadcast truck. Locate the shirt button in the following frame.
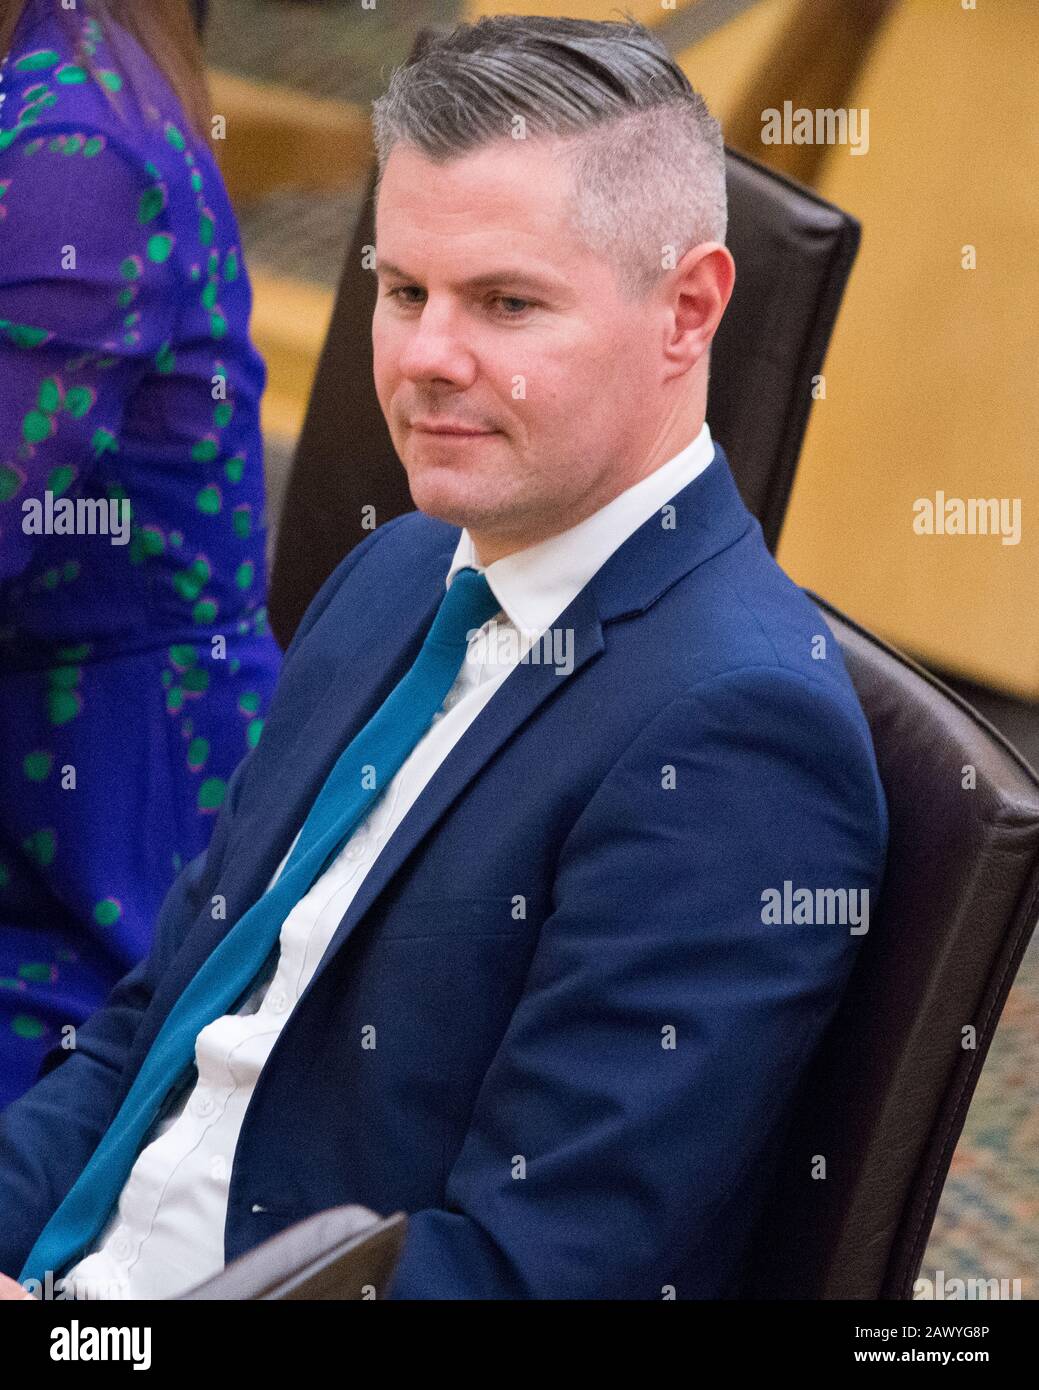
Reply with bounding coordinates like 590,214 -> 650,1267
193,1091 -> 215,1117
268,990 -> 289,1013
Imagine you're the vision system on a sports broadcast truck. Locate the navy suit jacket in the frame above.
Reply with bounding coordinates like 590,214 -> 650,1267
0,445 -> 888,1298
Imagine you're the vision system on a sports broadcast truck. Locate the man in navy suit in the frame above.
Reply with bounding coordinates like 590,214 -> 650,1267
0,15 -> 887,1299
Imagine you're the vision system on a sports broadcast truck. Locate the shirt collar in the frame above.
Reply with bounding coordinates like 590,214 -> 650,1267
445,421 -> 715,639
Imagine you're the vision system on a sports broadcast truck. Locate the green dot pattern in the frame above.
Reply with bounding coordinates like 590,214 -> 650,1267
0,6 -> 281,1099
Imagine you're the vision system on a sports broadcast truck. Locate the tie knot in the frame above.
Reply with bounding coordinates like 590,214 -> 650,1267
428,566 -> 501,650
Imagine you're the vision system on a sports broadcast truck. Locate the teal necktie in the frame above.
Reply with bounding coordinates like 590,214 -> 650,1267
19,566 -> 502,1287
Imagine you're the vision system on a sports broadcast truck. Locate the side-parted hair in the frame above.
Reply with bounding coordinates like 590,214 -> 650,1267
370,12 -> 727,303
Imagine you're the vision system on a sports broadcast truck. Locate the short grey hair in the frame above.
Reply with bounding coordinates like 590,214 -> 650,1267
371,13 -> 727,303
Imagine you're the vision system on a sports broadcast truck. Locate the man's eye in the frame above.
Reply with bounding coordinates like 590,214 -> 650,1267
494,296 -> 532,318
382,287 -> 533,318
384,286 -> 423,306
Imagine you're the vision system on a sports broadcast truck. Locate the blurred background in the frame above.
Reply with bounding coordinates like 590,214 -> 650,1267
197,0 -> 1038,1295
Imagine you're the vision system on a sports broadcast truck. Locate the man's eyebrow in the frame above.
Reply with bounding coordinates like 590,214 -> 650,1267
373,260 -> 568,295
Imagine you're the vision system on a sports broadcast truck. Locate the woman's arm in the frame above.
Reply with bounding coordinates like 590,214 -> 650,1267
0,130 -> 181,581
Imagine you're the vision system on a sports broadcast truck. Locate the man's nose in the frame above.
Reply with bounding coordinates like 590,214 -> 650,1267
397,300 -> 477,384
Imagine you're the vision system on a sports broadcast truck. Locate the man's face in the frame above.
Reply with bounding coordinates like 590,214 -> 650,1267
372,139 -> 675,561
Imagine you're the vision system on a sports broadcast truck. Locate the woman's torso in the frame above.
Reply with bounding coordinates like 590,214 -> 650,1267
0,0 -> 273,661
0,1 -> 283,1102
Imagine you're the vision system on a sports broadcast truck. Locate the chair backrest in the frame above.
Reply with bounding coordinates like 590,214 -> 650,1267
738,594 -> 1039,1299
267,28 -> 861,649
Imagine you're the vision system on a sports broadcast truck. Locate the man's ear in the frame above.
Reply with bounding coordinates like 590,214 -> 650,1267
696,241 -> 736,337
664,242 -> 735,375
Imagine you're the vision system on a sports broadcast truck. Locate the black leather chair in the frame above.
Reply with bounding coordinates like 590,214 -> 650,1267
736,597 -> 1039,1298
220,30 -> 1038,1300
267,32 -> 861,649
181,594 -> 1039,1300
178,1205 -> 406,1300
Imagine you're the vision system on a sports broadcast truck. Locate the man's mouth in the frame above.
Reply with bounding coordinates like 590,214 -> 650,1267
411,419 -> 497,437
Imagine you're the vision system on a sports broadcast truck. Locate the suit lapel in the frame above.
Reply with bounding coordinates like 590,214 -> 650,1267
276,443 -> 753,999
141,568 -> 447,1033
299,581 -> 605,987
142,443 -> 753,1039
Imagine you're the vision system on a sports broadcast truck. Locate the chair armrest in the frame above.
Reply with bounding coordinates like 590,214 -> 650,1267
177,1206 -> 407,1300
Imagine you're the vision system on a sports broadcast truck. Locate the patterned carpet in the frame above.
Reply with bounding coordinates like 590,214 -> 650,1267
202,0 -> 1038,1300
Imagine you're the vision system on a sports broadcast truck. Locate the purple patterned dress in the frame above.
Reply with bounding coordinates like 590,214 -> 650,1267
0,0 -> 282,1107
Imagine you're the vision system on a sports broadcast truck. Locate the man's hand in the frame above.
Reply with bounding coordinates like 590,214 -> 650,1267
0,1272 -> 36,1299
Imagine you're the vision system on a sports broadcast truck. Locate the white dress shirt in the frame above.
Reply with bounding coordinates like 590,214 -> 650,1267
62,423 -> 715,1299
